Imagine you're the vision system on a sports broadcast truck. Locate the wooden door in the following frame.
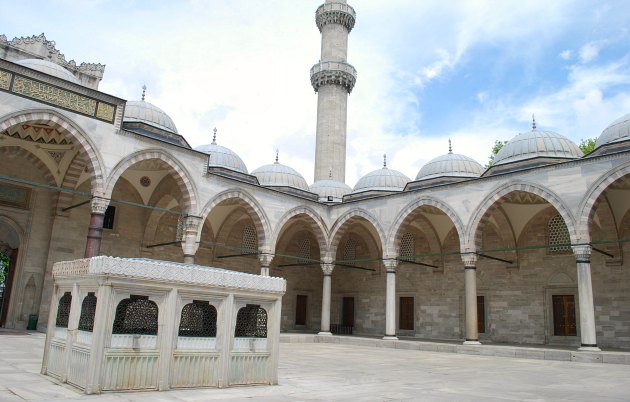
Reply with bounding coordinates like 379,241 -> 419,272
552,294 -> 577,336
399,297 -> 414,330
477,296 -> 486,334
342,297 -> 354,327
295,295 -> 307,326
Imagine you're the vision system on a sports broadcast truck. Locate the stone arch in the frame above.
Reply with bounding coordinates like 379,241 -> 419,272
271,206 -> 329,258
0,109 -> 105,193
386,197 -> 465,257
0,146 -> 56,185
577,161 -> 630,243
104,149 -> 198,214
328,208 -> 386,260
200,188 -> 271,250
466,181 -> 578,251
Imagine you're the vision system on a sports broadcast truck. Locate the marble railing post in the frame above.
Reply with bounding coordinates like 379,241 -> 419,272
259,252 -> 274,277
462,253 -> 481,345
383,259 -> 398,340
318,262 -> 334,335
84,196 -> 109,258
180,215 -> 202,264
573,245 -> 600,351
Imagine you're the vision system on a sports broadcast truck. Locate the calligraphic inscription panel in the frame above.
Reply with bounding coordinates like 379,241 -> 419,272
12,76 -> 97,116
0,71 -> 11,90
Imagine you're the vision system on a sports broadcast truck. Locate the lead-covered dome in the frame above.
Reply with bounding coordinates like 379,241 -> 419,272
416,143 -> 484,180
124,100 -> 178,134
494,125 -> 582,166
195,130 -> 248,173
252,155 -> 309,191
310,179 -> 352,201
16,58 -> 80,84
596,113 -> 630,148
352,157 -> 410,193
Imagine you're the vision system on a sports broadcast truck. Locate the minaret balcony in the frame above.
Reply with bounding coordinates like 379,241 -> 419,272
316,2 -> 356,32
310,61 -> 357,93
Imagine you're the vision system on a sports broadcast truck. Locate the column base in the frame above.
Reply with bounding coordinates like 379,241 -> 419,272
317,331 -> 333,336
463,340 -> 481,345
578,345 -> 601,351
382,335 -> 398,340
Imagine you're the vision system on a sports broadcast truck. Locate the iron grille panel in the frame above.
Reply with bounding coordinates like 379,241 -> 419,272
548,214 -> 571,253
78,292 -> 97,332
178,300 -> 217,337
112,295 -> 158,335
55,291 -> 72,328
235,304 -> 267,338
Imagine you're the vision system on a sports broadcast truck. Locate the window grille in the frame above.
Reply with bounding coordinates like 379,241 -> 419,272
298,238 -> 311,260
55,291 -> 72,328
399,233 -> 415,261
178,300 -> 217,337
548,214 -> 571,253
175,215 -> 185,241
78,292 -> 97,332
103,206 -> 116,230
235,304 -> 267,338
112,295 -> 158,335
343,238 -> 357,261
242,225 -> 257,253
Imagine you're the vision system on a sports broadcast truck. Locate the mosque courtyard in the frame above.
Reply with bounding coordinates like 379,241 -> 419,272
1,330 -> 629,401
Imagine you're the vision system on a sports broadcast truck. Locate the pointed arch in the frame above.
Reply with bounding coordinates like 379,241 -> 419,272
104,149 -> 198,214
386,196 -> 465,257
271,206 -> 329,258
0,109 -> 105,194
465,181 -> 577,251
199,188 -> 271,250
328,208 -> 386,261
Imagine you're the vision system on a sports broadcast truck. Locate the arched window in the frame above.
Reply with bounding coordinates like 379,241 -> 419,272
548,214 -> 571,253
298,238 -> 311,260
55,292 -> 72,328
343,238 -> 357,261
242,225 -> 257,253
235,305 -> 267,338
78,292 -> 97,332
178,300 -> 217,337
399,232 -> 415,261
112,295 -> 158,335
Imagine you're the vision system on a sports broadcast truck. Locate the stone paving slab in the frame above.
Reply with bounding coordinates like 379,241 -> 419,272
1,331 -> 630,401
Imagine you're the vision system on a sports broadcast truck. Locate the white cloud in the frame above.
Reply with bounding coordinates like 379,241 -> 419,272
560,50 -> 573,60
579,41 -> 603,63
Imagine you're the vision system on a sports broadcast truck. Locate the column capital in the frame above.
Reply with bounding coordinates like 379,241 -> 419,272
321,263 -> 334,276
461,252 -> 478,268
572,245 -> 592,262
259,252 -> 274,267
90,196 -> 109,215
383,258 -> 398,273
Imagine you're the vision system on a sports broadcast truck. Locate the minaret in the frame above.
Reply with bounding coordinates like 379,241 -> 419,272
311,0 -> 357,183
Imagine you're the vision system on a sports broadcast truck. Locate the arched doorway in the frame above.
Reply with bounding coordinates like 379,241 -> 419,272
0,218 -> 21,327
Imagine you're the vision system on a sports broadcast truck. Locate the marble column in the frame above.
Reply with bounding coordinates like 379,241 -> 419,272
383,259 -> 398,340
462,253 -> 481,345
180,215 -> 202,264
318,262 -> 334,335
84,196 -> 109,258
573,245 -> 600,351
259,252 -> 274,277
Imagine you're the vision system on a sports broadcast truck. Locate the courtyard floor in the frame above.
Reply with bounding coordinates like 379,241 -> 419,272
1,330 -> 630,401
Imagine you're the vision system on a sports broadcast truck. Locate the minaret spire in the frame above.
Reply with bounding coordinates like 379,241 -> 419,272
311,0 -> 357,183
141,85 -> 147,101
532,114 -> 537,131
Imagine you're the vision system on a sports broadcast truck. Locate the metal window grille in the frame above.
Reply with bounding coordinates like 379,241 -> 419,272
399,233 -> 415,261
234,304 -> 267,338
242,225 -> 257,253
298,238 -> 311,260
103,206 -> 116,230
343,238 -> 357,261
178,300 -> 217,337
78,292 -> 97,332
175,215 -> 185,242
112,295 -> 158,335
548,214 -> 571,253
55,291 -> 72,328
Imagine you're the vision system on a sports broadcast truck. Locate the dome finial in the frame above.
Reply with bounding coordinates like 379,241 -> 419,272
212,127 -> 217,144
275,149 -> 279,164
383,154 -> 387,168
141,85 -> 147,101
532,114 -> 537,131
448,138 -> 453,154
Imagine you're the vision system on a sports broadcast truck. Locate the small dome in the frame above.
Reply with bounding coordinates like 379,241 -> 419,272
310,179 -> 352,200
16,58 -> 80,84
494,126 -> 582,166
252,156 -> 309,191
353,157 -> 410,193
416,143 -> 484,180
195,129 -> 248,173
596,113 -> 630,148
124,100 -> 178,134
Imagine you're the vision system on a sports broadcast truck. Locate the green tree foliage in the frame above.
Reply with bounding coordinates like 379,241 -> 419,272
0,252 -> 8,284
579,138 -> 597,154
486,140 -> 508,168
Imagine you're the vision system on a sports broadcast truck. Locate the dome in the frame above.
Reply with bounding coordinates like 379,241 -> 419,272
195,130 -> 248,173
310,179 -> 352,200
16,58 -> 80,84
352,158 -> 410,193
596,113 -> 630,148
252,156 -> 309,191
416,144 -> 484,180
494,126 -> 582,166
124,100 -> 178,134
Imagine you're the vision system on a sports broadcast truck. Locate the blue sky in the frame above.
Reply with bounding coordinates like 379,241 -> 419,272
2,0 -> 630,185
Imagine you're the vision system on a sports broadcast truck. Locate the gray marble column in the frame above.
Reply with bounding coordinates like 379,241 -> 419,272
573,245 -> 600,351
383,259 -> 398,340
318,263 -> 334,335
462,253 -> 480,345
180,215 -> 202,264
259,252 -> 273,277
